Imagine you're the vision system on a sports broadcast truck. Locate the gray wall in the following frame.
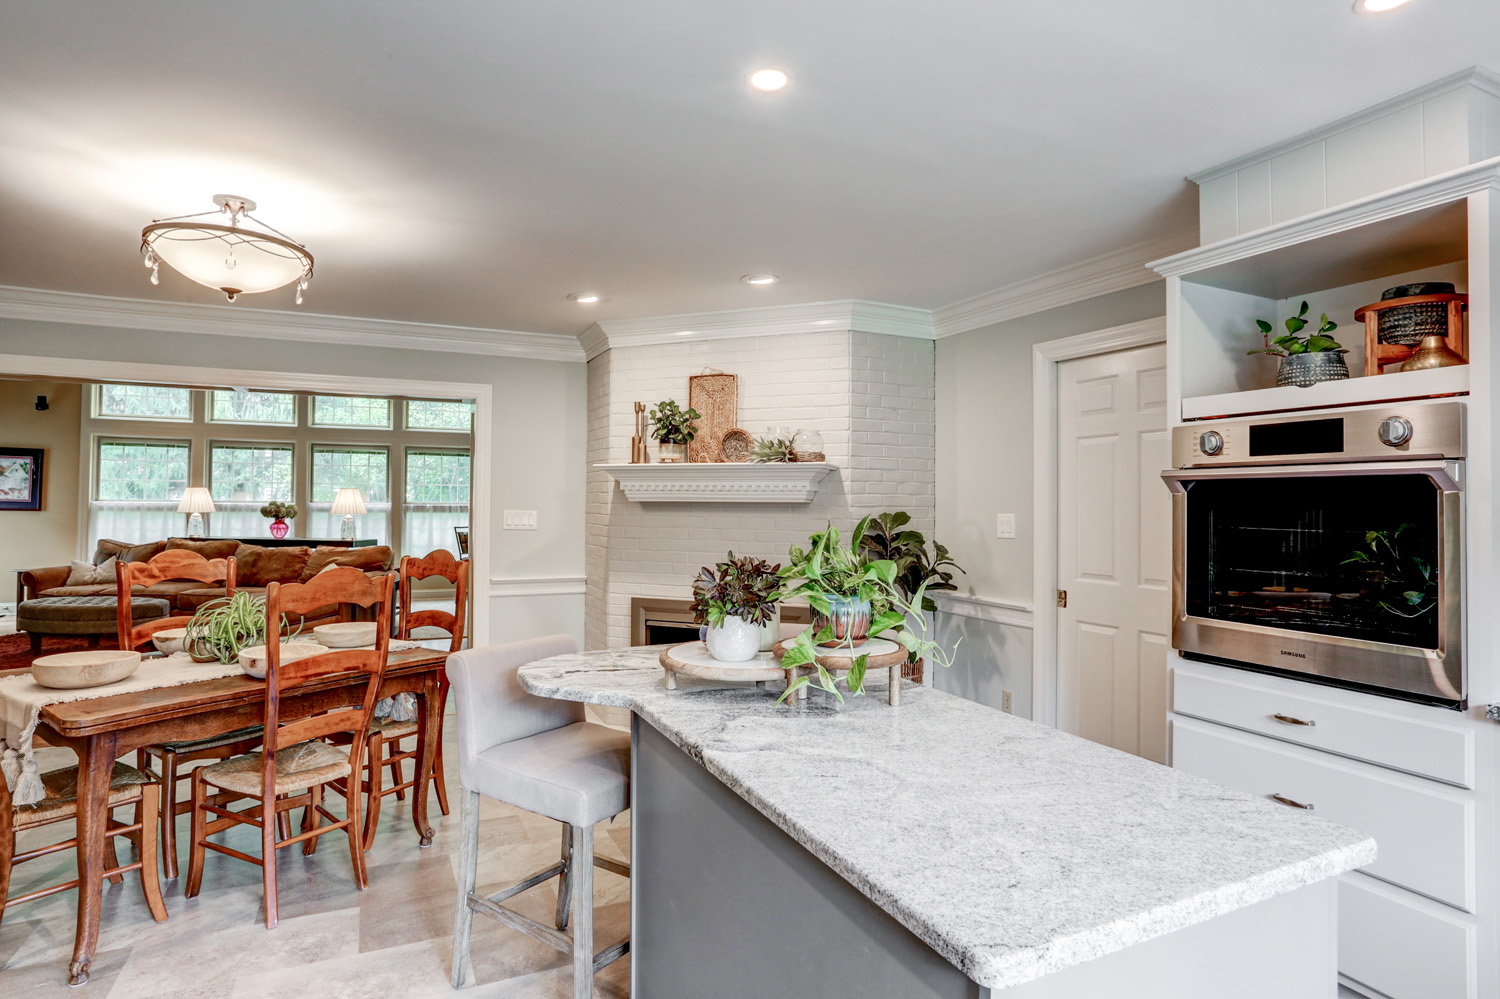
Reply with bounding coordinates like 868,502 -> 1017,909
932,282 -> 1166,717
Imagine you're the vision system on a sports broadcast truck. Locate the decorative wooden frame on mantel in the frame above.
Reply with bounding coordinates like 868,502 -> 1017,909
597,462 -> 835,503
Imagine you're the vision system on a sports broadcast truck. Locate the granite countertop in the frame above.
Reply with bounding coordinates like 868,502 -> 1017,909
518,648 -> 1376,991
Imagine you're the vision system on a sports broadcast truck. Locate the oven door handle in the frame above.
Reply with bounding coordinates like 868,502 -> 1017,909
1160,459 -> 1462,492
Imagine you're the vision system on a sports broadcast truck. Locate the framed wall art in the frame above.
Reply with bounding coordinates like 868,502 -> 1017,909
0,447 -> 44,511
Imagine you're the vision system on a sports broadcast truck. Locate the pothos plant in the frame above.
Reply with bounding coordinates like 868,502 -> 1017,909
1246,300 -> 1345,357
690,552 -> 782,627
858,511 -> 964,665
647,399 -> 702,445
1342,524 -> 1438,619
777,516 -> 961,702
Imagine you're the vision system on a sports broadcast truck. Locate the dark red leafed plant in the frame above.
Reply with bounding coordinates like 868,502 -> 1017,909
690,552 -> 782,627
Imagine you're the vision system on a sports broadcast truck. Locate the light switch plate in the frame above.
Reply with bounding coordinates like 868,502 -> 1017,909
996,513 -> 1016,539
503,509 -> 538,530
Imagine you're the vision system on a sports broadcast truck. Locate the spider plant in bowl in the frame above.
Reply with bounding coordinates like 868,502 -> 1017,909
184,591 -> 302,665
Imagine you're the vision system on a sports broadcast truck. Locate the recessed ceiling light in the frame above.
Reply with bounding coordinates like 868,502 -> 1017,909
1353,0 -> 1411,12
748,68 -> 789,92
741,274 -> 778,286
676,330 -> 697,336
568,292 -> 600,303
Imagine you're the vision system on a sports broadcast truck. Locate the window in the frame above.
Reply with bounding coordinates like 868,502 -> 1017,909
403,449 -> 470,556
97,384 -> 192,421
210,443 -> 295,536
406,399 -> 474,432
309,446 -> 391,543
91,440 -> 190,548
210,389 -> 296,425
312,395 -> 390,428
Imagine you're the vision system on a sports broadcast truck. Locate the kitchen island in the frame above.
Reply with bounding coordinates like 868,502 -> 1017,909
518,648 -> 1376,998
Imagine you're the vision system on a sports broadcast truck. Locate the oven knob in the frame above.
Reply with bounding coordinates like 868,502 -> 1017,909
1378,417 -> 1413,447
1199,431 -> 1224,456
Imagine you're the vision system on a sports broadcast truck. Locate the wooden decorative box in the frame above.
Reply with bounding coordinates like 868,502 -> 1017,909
1354,293 -> 1467,376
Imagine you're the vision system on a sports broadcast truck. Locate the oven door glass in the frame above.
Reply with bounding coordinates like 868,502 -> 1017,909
1184,473 -> 1440,649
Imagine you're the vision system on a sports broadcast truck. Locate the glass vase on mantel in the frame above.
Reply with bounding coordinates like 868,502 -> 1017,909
268,517 -> 289,540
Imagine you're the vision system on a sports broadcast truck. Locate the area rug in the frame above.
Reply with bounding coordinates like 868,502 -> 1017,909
0,632 -> 95,672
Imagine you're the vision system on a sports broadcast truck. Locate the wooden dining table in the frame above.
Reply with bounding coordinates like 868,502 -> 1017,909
10,647 -> 450,986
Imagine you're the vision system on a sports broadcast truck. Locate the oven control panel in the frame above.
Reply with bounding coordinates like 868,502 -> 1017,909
1173,401 -> 1465,467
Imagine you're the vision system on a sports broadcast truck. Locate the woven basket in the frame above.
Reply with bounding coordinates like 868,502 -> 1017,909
1376,283 -> 1457,345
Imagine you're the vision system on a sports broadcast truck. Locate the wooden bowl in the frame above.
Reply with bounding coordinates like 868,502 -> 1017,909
312,622 -> 378,648
237,642 -> 329,679
152,628 -> 188,655
32,650 -> 142,689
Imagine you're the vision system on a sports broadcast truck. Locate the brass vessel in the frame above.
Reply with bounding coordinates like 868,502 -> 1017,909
1399,335 -> 1466,372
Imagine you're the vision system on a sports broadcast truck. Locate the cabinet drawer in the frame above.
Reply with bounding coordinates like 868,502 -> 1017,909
1339,873 -> 1476,999
1173,717 -> 1475,911
1173,663 -> 1473,786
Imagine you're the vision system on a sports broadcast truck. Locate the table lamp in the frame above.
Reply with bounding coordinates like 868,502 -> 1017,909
177,487 -> 215,538
331,487 -> 367,541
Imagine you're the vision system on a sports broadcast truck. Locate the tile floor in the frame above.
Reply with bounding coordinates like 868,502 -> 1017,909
1,720 -> 631,998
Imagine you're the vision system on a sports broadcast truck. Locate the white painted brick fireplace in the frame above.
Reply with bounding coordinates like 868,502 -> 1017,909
585,329 -> 935,649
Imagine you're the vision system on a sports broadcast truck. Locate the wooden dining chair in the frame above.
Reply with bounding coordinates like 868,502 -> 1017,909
116,550 -> 261,881
1,760 -> 168,930
183,567 -> 394,928
352,549 -> 467,849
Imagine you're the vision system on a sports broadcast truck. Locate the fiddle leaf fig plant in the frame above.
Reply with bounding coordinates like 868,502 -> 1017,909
1247,300 -> 1345,357
647,399 -> 702,445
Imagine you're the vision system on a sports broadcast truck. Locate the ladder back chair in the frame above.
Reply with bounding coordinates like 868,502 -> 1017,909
117,550 -> 261,880
2,761 -> 167,938
183,567 -> 394,928
356,549 -> 468,848
447,636 -> 630,997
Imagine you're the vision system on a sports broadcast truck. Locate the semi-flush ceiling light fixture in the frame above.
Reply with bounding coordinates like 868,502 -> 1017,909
1353,0 -> 1411,12
748,68 -> 789,92
741,273 -> 778,285
141,194 -> 314,304
568,292 -> 600,303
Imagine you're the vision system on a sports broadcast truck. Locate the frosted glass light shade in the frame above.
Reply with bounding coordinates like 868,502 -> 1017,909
176,487 -> 216,514
144,224 -> 310,300
330,488 -> 367,516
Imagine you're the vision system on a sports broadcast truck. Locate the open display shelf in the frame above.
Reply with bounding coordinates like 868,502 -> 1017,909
596,461 -> 835,503
1154,173 -> 1492,423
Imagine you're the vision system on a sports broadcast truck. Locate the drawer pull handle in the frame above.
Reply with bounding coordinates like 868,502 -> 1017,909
1269,793 -> 1314,810
1271,713 -> 1316,727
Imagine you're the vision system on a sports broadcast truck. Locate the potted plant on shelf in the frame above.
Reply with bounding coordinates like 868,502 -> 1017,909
258,500 -> 298,540
778,516 -> 962,703
690,552 -> 782,662
1246,301 -> 1349,387
648,399 -> 702,463
858,511 -> 964,683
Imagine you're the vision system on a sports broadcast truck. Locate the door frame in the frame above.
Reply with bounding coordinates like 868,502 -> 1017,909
1029,317 -> 1165,729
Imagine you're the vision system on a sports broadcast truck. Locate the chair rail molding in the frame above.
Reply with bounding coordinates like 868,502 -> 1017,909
0,284 -> 586,363
931,592 -> 1035,630
488,576 -> 587,598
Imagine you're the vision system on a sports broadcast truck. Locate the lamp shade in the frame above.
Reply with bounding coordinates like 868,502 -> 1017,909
177,487 -> 216,515
330,488 -> 367,516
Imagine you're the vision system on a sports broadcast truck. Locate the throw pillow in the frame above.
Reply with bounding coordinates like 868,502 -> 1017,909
165,537 -> 240,560
233,544 -> 312,587
67,557 -> 118,585
94,539 -> 167,564
299,545 -> 394,581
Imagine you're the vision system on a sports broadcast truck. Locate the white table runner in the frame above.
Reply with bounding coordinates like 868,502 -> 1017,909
1,640 -> 427,805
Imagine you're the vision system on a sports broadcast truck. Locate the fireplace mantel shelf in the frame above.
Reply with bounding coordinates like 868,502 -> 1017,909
596,462 -> 836,503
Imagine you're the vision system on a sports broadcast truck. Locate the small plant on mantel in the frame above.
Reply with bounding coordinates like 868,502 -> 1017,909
690,553 -> 782,662
858,512 -> 964,678
648,399 -> 701,463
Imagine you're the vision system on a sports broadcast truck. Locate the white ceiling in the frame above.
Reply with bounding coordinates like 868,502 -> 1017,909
2,1 -> 1497,338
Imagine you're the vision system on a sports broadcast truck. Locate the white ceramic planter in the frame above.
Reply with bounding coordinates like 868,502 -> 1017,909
759,606 -> 781,652
656,441 -> 687,463
705,616 -> 762,662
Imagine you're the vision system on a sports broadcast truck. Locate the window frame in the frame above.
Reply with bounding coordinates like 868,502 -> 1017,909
403,398 -> 475,433
310,395 -> 393,430
402,446 -> 473,505
206,438 -> 298,504
93,383 -> 194,423
93,436 -> 193,502
206,389 -> 299,427
309,443 -> 392,504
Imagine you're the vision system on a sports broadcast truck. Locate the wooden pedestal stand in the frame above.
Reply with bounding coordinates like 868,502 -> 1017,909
1355,294 -> 1468,375
659,643 -> 791,694
772,638 -> 909,706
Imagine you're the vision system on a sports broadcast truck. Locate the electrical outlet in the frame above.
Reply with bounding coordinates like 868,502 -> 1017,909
1001,689 -> 1013,714
996,513 -> 1016,539
503,509 -> 538,530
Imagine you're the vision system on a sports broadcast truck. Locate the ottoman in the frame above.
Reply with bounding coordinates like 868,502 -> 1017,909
17,595 -> 172,654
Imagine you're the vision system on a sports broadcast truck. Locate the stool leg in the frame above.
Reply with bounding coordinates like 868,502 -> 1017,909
136,783 -> 168,923
450,789 -> 480,989
555,821 -> 573,930
571,822 -> 594,999
28,632 -> 41,654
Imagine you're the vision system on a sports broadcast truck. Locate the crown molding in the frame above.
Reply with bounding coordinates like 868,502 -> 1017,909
0,284 -> 587,363
931,231 -> 1190,339
1188,65 -> 1500,185
578,299 -> 933,360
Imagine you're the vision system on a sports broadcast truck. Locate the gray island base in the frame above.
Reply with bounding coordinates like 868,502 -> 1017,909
518,648 -> 1376,998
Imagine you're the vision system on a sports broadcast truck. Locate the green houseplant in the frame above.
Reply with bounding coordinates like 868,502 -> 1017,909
748,433 -> 797,464
259,500 -> 298,540
858,512 -> 964,678
1342,524 -> 1438,619
184,591 -> 302,665
690,553 -> 782,662
1246,301 -> 1349,387
648,399 -> 702,463
780,520 -> 880,648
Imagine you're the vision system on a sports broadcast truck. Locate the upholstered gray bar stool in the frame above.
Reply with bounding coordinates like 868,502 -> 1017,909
447,636 -> 630,997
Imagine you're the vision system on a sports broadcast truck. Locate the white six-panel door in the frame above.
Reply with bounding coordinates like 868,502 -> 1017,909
1055,344 -> 1172,762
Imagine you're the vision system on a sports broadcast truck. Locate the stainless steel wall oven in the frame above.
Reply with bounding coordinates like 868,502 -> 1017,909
1162,402 -> 1464,707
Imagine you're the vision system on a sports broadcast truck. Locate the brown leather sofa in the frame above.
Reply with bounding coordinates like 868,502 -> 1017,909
21,538 -> 395,612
